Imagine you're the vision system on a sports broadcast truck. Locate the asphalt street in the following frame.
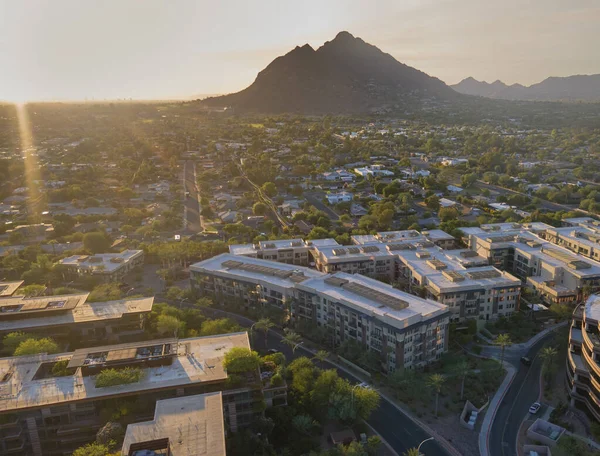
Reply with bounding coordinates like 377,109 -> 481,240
183,161 -> 202,233
198,306 -> 452,456
304,191 -> 341,221
488,331 -> 558,456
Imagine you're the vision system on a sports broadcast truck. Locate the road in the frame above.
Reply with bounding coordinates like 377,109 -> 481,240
488,331 -> 557,456
183,161 -> 203,233
304,191 -> 340,221
475,180 -> 585,214
196,306 -> 452,456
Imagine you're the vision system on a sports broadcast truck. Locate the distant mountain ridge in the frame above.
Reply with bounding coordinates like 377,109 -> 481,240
202,31 -> 459,113
452,74 -> 600,102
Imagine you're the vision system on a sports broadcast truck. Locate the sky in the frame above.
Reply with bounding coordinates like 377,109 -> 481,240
1,0 -> 600,101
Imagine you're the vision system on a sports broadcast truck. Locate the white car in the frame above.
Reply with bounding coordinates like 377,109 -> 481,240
529,402 -> 541,414
358,382 -> 371,389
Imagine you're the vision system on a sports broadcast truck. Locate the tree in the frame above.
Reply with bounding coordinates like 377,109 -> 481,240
96,367 -> 144,387
427,373 -> 445,417
253,202 -> 267,215
254,318 -> 274,346
156,315 -> 184,337
195,297 -> 214,308
461,173 -> 478,188
165,286 -> 185,301
282,330 -> 303,353
18,284 -> 46,297
88,283 -> 123,302
292,414 -> 318,435
402,449 -> 420,456
425,195 -> 440,211
312,349 -> 329,367
2,332 -> 29,353
366,435 -> 382,456
438,207 -> 459,222
262,182 -> 277,197
495,333 -> 512,369
200,318 -> 240,336
540,346 -> 558,371
453,360 -> 470,400
223,347 -> 260,373
14,337 -> 59,356
83,232 -> 111,254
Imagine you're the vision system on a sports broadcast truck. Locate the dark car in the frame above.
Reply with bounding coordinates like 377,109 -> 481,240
521,356 -> 532,366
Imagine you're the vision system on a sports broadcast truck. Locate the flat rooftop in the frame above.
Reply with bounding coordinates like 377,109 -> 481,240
0,296 -> 153,332
0,281 -> 24,297
191,254 -> 324,289
421,229 -> 455,241
122,392 -> 226,456
59,250 -> 143,273
515,240 -> 600,277
229,238 -> 340,256
314,243 -> 398,262
298,272 -> 448,330
0,332 -> 249,413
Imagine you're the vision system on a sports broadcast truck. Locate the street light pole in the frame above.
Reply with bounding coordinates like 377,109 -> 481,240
417,437 -> 434,455
351,384 -> 361,411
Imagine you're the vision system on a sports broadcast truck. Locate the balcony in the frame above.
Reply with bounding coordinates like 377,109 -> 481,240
568,350 -> 589,376
582,348 -> 600,378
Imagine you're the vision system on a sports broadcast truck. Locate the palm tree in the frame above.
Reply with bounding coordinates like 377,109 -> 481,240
281,330 -> 302,353
254,318 -> 274,347
495,333 -> 512,369
426,374 -> 445,417
312,349 -> 329,368
453,360 -> 470,400
540,346 -> 558,370
403,449 -> 420,456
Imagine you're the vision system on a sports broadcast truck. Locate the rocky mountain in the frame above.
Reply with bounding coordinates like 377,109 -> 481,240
452,75 -> 600,102
201,31 -> 458,113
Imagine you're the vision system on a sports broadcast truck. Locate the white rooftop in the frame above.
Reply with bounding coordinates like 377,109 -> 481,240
0,296 -> 154,333
191,254 -> 325,289
0,281 -> 24,297
422,229 -> 455,241
122,392 -> 226,456
314,243 -> 398,262
59,250 -> 143,273
0,332 -> 249,413
298,272 -> 448,330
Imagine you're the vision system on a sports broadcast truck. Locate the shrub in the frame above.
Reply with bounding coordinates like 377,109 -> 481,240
270,373 -> 283,386
14,338 -> 59,356
51,360 -> 72,377
95,368 -> 144,388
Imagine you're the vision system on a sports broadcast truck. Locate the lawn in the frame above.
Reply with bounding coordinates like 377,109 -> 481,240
486,313 -> 544,343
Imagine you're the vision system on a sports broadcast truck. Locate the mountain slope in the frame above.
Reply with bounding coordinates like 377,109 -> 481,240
202,31 -> 458,113
452,74 -> 600,101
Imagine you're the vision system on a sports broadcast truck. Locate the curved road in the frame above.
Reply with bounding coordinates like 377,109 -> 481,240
196,305 -> 452,456
488,331 -> 557,456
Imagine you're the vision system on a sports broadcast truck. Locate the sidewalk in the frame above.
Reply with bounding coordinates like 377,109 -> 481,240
478,364 -> 516,456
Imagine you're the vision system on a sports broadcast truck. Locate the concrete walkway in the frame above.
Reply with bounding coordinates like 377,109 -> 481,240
478,365 -> 516,456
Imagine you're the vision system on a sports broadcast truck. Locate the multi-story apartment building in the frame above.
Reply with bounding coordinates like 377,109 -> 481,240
312,243 -> 398,281
463,224 -> 600,306
0,332 -> 284,456
351,230 -> 455,250
229,238 -> 339,266
0,293 -> 154,346
190,254 -> 450,373
58,250 -> 144,283
394,245 -> 521,323
566,295 -> 600,422
544,222 -> 600,263
121,392 -> 226,456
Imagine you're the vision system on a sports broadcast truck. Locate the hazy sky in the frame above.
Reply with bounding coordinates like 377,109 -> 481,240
1,0 -> 599,101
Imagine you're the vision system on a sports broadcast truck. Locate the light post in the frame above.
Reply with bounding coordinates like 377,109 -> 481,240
350,384 -> 362,411
126,287 -> 136,297
179,297 -> 189,309
417,437 -> 434,455
292,341 -> 303,354
250,322 -> 259,346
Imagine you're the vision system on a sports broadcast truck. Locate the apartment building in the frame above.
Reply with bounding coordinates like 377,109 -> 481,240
229,238 -> 339,266
121,393 -> 226,456
544,224 -> 600,263
463,224 -> 600,306
312,243 -> 397,281
351,229 -> 455,250
190,254 -> 450,373
0,332 -> 284,456
0,293 -> 154,345
566,295 -> 600,421
58,250 -> 144,283
394,245 -> 521,323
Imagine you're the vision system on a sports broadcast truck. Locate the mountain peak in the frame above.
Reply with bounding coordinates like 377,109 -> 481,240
202,31 -> 456,113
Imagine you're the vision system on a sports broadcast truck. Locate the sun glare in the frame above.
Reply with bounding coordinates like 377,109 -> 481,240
15,102 -> 44,221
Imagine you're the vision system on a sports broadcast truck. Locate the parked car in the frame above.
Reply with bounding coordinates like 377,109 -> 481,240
521,356 -> 532,366
267,349 -> 279,354
529,402 -> 541,414
358,382 -> 371,389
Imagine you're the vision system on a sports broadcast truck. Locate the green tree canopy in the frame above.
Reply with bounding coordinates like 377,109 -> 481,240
83,232 -> 111,254
223,347 -> 261,373
14,337 -> 59,356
